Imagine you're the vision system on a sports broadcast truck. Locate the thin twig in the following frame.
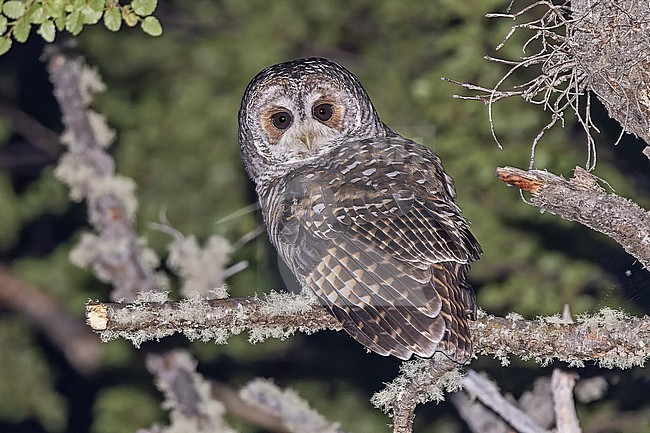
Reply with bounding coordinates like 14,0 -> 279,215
463,370 -> 549,433
551,369 -> 582,433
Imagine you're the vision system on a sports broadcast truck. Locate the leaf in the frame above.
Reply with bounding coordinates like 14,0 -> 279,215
132,0 -> 157,17
122,8 -> 138,27
3,1 -> 25,19
0,15 -> 7,35
44,1 -> 64,19
88,0 -> 104,13
81,6 -> 102,25
103,6 -> 121,32
141,15 -> 161,36
12,17 -> 30,42
0,36 -> 11,55
37,20 -> 55,42
54,14 -> 64,31
65,10 -> 82,35
29,5 -> 46,24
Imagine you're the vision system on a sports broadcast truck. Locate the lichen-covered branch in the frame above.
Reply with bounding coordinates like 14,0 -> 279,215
239,378 -> 348,433
142,350 -> 347,433
570,0 -> 650,147
86,293 -> 649,370
45,45 -> 164,301
142,350 -> 237,433
370,356 -> 462,433
496,166 -> 650,269
447,0 -> 650,165
210,382 -> 290,433
86,292 -> 341,347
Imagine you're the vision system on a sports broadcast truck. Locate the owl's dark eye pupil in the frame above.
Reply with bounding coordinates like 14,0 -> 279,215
313,103 -> 333,121
271,111 -> 292,129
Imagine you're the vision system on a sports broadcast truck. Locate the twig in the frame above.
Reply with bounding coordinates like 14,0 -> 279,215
462,370 -> 550,433
551,369 -> 582,433
211,382 -> 291,433
447,0 -> 650,168
0,268 -> 103,374
0,103 -> 61,158
496,166 -> 650,269
450,390 -> 510,433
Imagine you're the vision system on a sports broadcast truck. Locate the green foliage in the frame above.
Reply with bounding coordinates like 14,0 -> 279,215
0,0 -> 162,52
92,385 -> 162,433
0,318 -> 67,431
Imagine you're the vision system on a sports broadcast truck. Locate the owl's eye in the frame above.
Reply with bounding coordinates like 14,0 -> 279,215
271,111 -> 293,129
313,103 -> 333,121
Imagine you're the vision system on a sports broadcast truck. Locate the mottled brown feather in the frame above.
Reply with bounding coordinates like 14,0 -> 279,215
270,137 -> 481,362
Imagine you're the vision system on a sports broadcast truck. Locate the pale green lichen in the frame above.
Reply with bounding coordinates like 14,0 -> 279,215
505,311 -> 524,321
88,176 -> 138,219
260,291 -> 314,316
248,326 -> 296,344
86,109 -> 115,148
54,152 -> 96,201
143,351 -> 237,433
166,234 -> 234,298
371,356 -> 464,413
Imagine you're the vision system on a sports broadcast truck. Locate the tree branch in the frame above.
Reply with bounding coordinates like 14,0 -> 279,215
446,0 -> 650,166
463,370 -> 550,433
0,268 -> 103,374
45,45 -> 163,301
551,369 -> 582,433
239,378 -> 348,433
86,295 -> 649,369
496,165 -> 650,269
370,356 -> 462,433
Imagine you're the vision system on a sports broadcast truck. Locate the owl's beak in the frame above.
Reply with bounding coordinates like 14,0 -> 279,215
299,133 -> 314,152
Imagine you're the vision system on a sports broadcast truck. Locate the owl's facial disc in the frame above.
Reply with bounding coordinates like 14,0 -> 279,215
255,80 -> 348,165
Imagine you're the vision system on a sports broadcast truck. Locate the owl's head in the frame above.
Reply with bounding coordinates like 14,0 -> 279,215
238,57 -> 389,184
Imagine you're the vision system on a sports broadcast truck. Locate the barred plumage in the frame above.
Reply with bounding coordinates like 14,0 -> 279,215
239,58 -> 481,362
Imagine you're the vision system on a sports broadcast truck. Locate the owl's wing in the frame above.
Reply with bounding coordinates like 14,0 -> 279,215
278,138 -> 481,362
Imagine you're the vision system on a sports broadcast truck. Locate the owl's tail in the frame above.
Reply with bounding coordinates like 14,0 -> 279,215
326,261 -> 476,363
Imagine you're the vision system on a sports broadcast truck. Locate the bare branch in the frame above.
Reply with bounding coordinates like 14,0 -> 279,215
86,295 -> 650,369
462,370 -> 550,433
0,268 -> 103,374
211,382 -> 291,433
0,103 -> 61,159
496,166 -> 650,269
239,378 -> 348,433
45,45 -> 164,301
551,369 -> 582,433
450,390 -> 511,433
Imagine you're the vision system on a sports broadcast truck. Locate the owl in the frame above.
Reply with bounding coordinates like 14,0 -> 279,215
238,57 -> 481,362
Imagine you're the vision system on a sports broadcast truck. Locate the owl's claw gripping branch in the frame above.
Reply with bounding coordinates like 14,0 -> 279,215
496,166 -> 650,269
